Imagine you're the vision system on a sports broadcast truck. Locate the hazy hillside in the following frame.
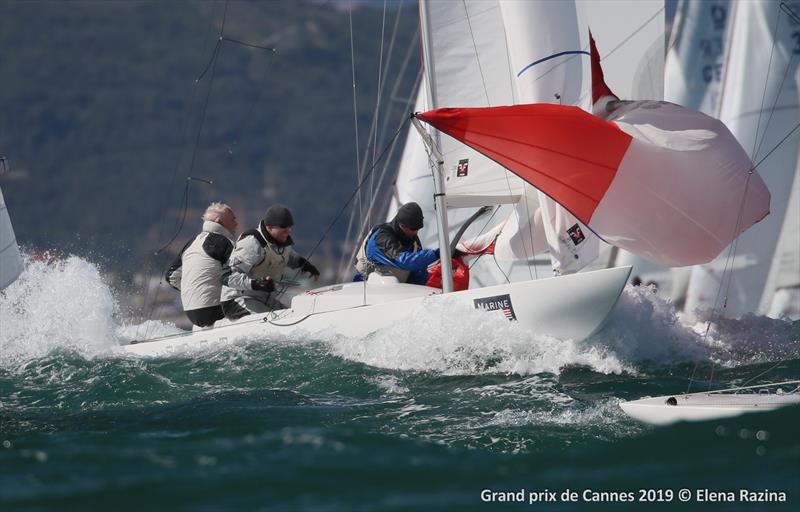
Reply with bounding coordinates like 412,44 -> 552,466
0,0 -> 419,274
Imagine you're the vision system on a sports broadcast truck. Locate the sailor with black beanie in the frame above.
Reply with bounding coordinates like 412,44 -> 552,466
221,204 -> 320,320
354,202 -> 440,284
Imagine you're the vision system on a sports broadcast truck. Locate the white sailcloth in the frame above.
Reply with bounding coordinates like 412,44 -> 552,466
684,0 -> 800,317
767,147 -> 800,319
0,185 -> 23,291
499,0 -> 599,275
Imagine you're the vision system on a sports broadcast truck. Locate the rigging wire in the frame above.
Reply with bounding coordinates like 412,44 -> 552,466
461,0 -> 491,106
463,0 -> 536,283
337,67 -> 421,281
348,2 -> 363,227
337,11 -> 417,281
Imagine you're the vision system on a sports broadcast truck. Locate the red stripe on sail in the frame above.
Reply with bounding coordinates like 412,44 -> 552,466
416,104 -> 632,223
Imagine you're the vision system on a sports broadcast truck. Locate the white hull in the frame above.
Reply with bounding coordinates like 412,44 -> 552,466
122,266 -> 632,357
620,389 -> 800,426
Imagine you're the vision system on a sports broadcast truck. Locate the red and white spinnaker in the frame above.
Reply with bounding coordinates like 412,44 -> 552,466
416,35 -> 770,268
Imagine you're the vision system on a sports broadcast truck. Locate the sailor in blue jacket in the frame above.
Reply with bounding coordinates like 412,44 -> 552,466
354,202 -> 440,284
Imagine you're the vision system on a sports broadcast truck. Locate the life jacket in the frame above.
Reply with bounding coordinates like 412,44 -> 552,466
238,224 -> 296,282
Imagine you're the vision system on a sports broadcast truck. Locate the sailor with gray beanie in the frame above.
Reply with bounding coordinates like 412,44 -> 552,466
354,202 -> 440,284
221,204 -> 320,320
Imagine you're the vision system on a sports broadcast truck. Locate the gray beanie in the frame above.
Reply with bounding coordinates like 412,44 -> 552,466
262,205 -> 294,228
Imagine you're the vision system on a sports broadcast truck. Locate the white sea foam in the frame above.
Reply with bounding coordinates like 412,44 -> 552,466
0,255 -> 121,366
585,285 -> 711,364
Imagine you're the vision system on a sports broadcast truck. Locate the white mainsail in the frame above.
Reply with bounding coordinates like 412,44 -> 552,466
684,0 -> 800,317
0,184 -> 23,291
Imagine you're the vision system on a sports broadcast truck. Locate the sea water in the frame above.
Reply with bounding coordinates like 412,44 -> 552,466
1,256 -> 798,511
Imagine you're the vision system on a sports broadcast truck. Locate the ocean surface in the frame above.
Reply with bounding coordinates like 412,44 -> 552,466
1,256 -> 798,511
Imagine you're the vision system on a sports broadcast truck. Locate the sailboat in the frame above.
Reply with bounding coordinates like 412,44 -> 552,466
123,1 -> 644,357
0,157 -> 23,292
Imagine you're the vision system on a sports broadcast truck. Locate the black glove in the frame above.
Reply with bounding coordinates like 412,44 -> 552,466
299,258 -> 320,278
452,248 -> 465,258
250,277 -> 275,292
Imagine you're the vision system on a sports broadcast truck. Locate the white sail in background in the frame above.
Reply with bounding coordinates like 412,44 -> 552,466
666,0 -> 732,115
617,0 -> 732,302
0,184 -> 23,291
767,148 -> 800,319
684,0 -> 800,317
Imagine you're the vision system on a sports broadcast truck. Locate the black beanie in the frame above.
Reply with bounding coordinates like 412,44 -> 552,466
262,205 -> 294,228
395,202 -> 424,230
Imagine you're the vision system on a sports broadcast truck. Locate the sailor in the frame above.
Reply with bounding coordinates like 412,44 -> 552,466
165,202 -> 237,327
221,204 -> 320,320
353,202 -> 440,284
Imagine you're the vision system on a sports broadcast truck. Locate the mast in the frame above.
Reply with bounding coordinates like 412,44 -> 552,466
418,0 -> 453,293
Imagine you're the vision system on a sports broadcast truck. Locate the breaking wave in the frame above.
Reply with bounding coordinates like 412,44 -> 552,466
0,255 -> 179,368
